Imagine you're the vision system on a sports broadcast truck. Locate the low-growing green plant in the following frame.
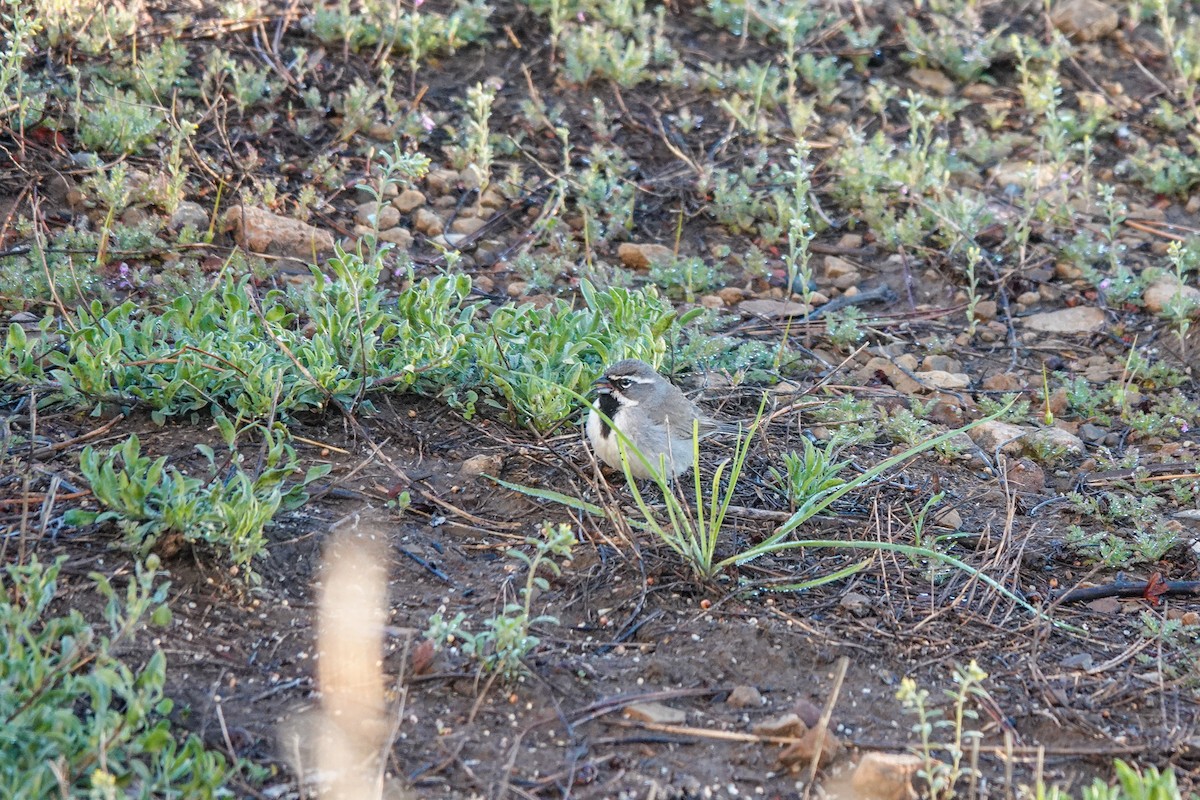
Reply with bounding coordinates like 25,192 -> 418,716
69,420 -> 329,580
468,280 -> 691,430
0,555 -> 251,797
771,437 -> 848,513
76,86 -> 167,155
426,521 -> 576,680
823,306 -> 867,350
902,0 -> 1002,83
557,6 -> 673,87
647,255 -> 727,302
896,661 -> 990,799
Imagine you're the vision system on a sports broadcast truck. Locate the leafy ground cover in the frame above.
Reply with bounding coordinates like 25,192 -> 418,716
2,0 -> 1200,797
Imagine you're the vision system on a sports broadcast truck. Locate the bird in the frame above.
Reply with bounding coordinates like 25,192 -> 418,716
585,359 -> 727,480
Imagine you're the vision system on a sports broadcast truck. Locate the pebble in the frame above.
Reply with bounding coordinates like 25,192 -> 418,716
981,373 -> 1022,392
450,217 -> 486,236
1022,306 -> 1106,333
355,201 -> 400,229
617,242 -> 674,269
717,286 -> 747,305
726,685 -> 763,709
1051,0 -> 1119,42
413,208 -> 445,236
1143,278 -> 1200,316
459,163 -> 485,191
378,227 -> 413,248
908,67 -> 955,95
920,355 -> 961,373
425,168 -> 459,195
851,752 -> 923,800
169,201 -> 209,230
393,188 -> 426,213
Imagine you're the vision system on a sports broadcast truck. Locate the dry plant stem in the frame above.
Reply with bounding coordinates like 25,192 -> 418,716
804,654 -> 848,794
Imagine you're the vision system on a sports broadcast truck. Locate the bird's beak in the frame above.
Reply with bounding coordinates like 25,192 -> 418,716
592,375 -> 611,391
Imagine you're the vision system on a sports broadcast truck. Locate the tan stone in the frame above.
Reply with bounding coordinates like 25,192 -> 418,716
1022,306 -> 1106,333
393,189 -> 426,213
412,208 -> 445,236
1051,0 -> 1119,41
221,206 -> 335,261
851,752 -> 923,800
1143,278 -> 1200,316
617,242 -> 674,269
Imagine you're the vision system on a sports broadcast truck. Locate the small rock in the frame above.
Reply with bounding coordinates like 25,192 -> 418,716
378,227 -> 414,248
791,698 -> 823,729
991,161 -> 1063,192
908,67 -> 955,95
839,592 -> 873,617
933,507 -> 963,529
851,752 -> 923,800
450,216 -> 486,236
830,271 -> 861,290
459,163 -> 485,191
920,355 -> 961,373
1087,596 -> 1121,614
1028,426 -> 1085,457
617,242 -> 674,269
1051,0 -> 1119,41
1078,423 -> 1108,443
824,255 -> 859,280
506,281 -> 528,297
1143,278 -> 1200,316
973,299 -> 998,321
356,201 -> 401,229
717,286 -> 747,305
413,208 -> 445,236
1017,290 -> 1040,306
1059,653 -> 1095,670
425,168 -> 459,195
1023,306 -> 1106,333
441,232 -> 469,248
919,370 -> 971,390
625,702 -> 686,725
859,356 -> 922,395
393,189 -> 426,213
753,713 -> 807,738
1055,261 -> 1084,281
726,685 -> 763,709
474,275 -> 496,294
169,200 -> 209,231
699,294 -> 724,309
460,454 -> 503,476
479,186 -> 507,210
1004,457 -> 1046,493
981,373 -> 1022,392
738,299 -> 813,318
221,206 -> 335,262
778,726 -> 842,770
969,420 -> 1028,455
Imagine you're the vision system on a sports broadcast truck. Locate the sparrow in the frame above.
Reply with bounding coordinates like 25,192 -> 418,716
585,359 -> 725,480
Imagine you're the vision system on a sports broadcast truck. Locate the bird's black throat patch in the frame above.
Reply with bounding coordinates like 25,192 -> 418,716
596,392 -> 620,438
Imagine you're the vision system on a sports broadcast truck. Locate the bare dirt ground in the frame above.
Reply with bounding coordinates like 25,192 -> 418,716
3,1 -> 1200,798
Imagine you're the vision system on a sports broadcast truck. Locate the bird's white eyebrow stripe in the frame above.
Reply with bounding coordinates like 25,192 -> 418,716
615,375 -> 655,384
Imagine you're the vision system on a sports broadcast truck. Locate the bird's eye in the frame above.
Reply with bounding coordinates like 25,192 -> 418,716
613,377 -> 631,389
